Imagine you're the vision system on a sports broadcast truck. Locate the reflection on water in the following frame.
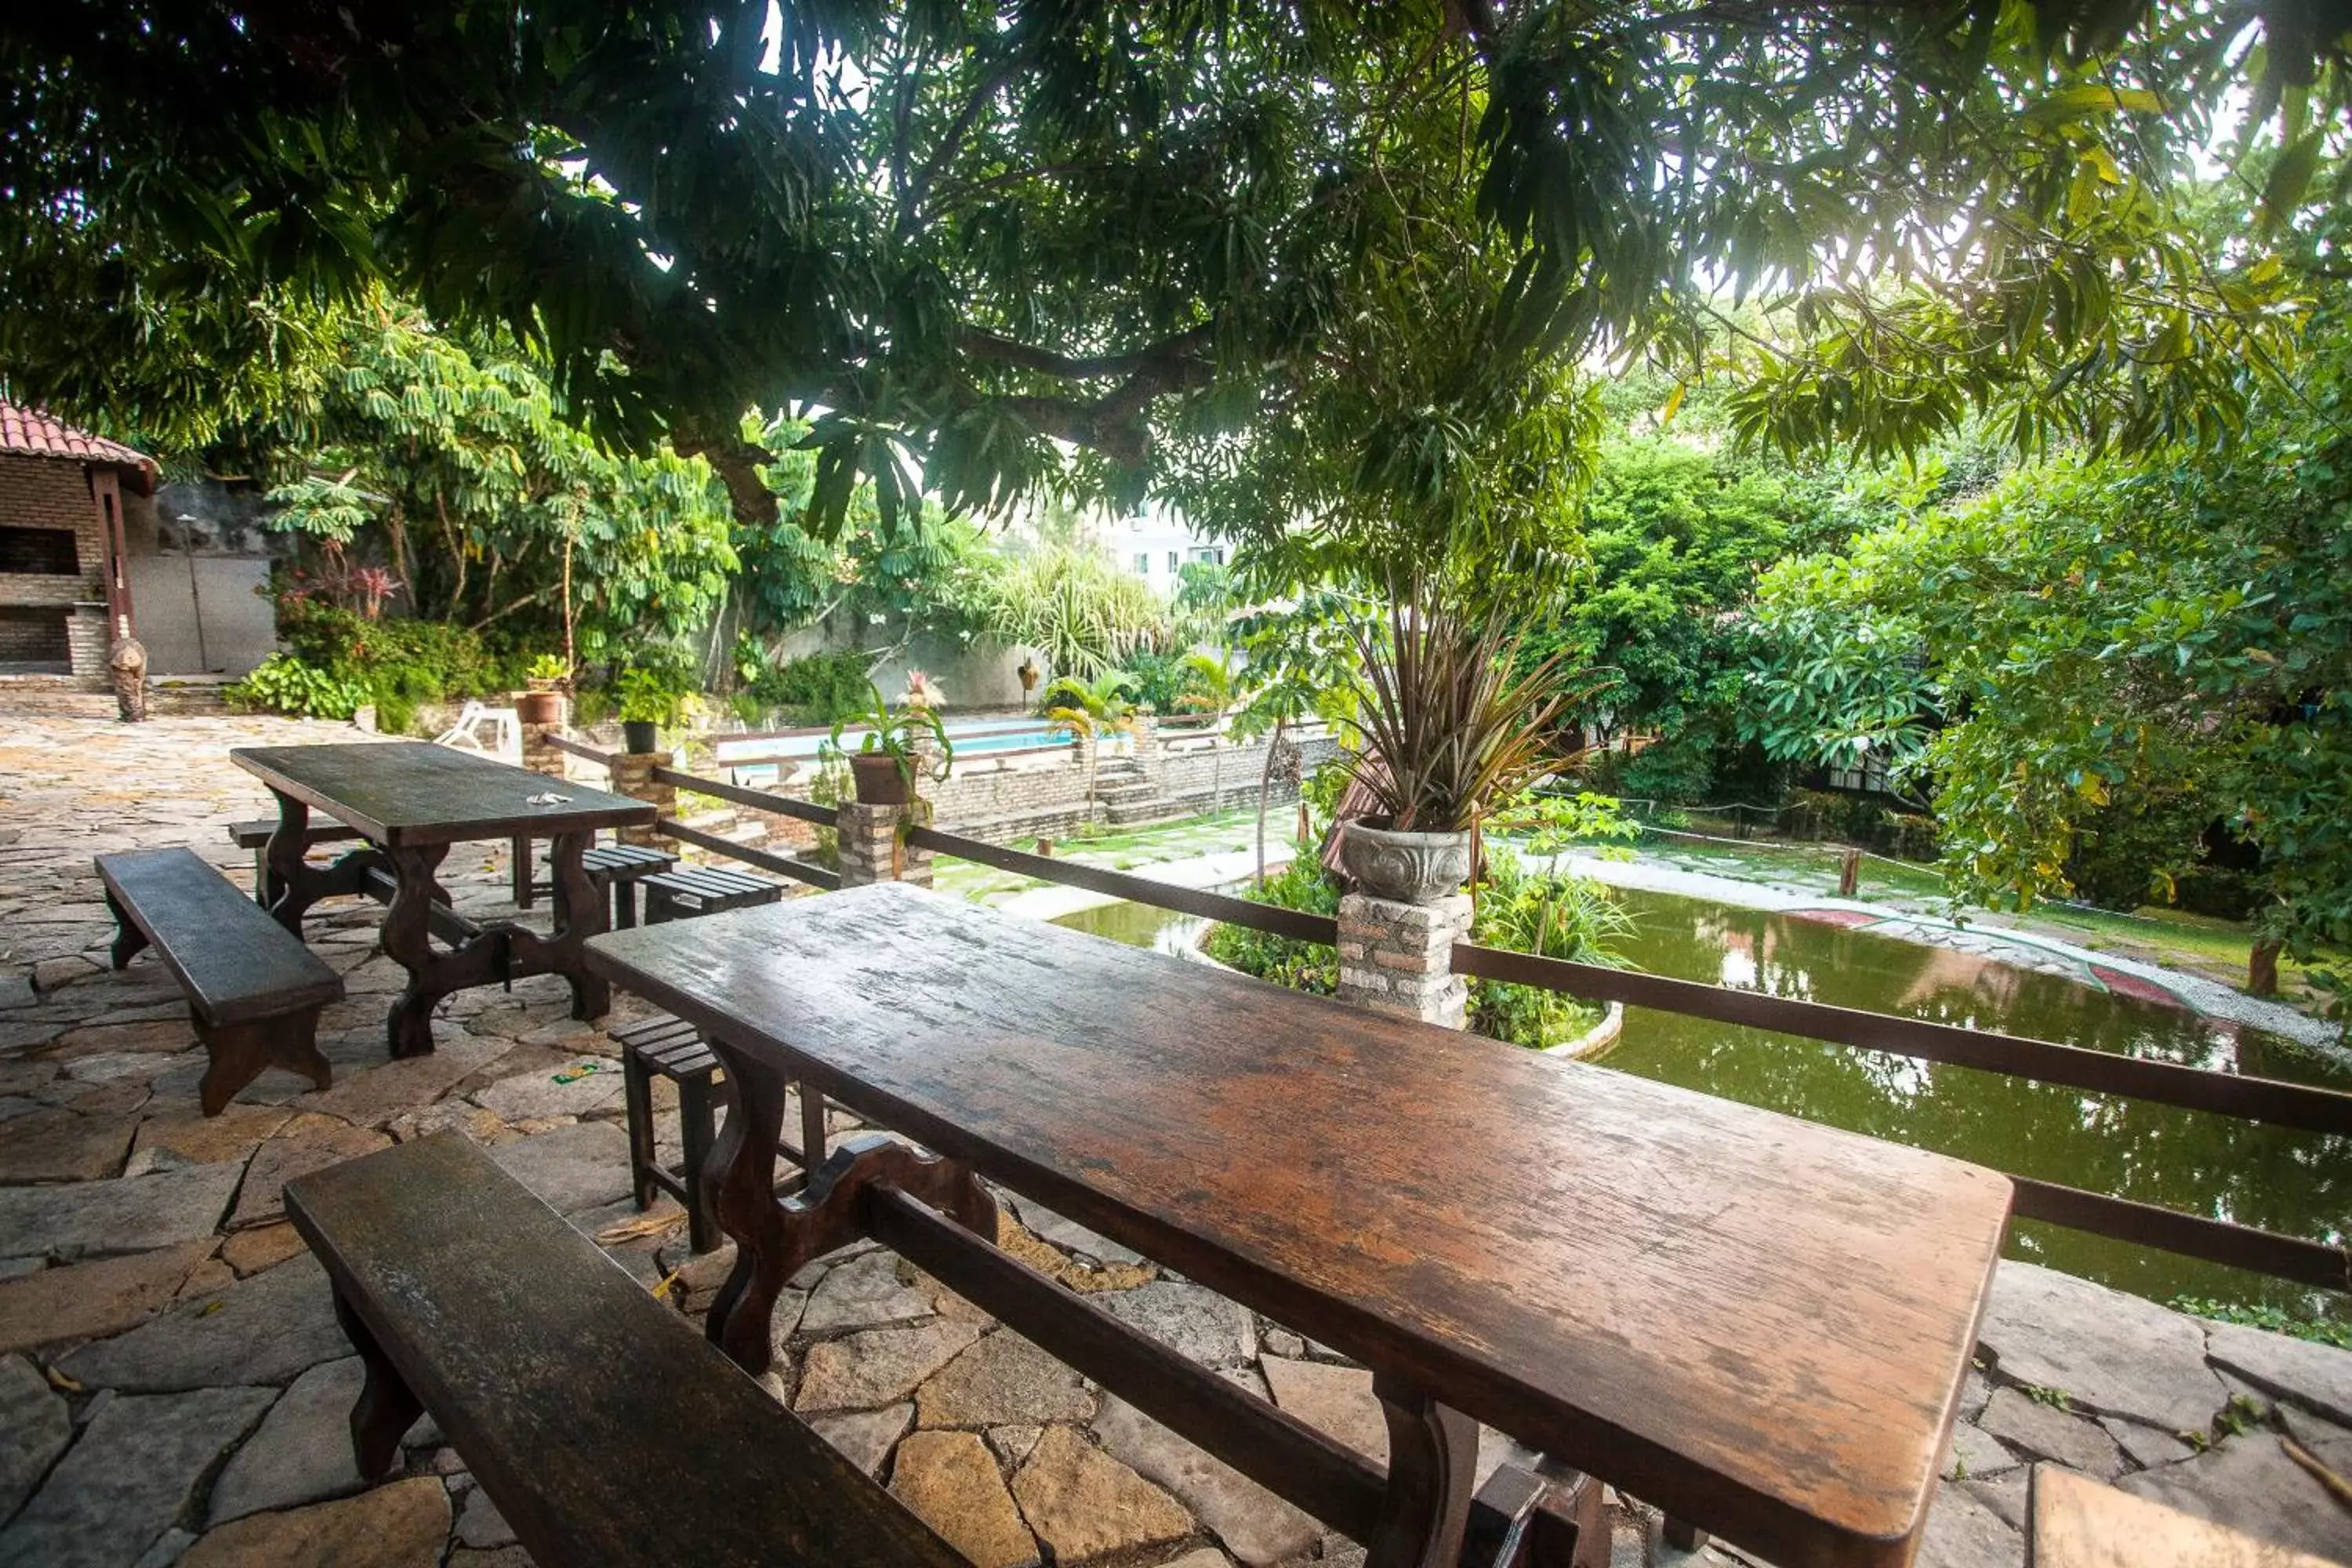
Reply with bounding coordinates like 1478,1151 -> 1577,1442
1601,888 -> 2349,1321
1054,887 -> 2351,1322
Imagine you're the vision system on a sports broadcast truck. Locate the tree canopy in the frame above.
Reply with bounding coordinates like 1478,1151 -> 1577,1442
6,1 -> 2345,552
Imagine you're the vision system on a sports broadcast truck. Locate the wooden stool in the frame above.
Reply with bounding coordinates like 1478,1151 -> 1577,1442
612,1014 -> 725,1253
642,865 -> 783,924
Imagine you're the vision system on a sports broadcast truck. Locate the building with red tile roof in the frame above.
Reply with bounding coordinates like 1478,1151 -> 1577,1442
0,401 -> 151,687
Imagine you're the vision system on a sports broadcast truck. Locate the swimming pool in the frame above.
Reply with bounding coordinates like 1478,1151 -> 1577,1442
713,717 -> 1119,782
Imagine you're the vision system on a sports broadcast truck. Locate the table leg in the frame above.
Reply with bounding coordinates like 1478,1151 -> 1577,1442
704,1044 -> 793,1372
546,830 -> 608,1022
380,844 -> 454,1059
262,789 -> 387,936
1366,1371 -> 1479,1568
702,1037 -> 994,1376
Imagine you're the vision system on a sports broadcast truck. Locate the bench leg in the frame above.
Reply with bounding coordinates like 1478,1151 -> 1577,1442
332,1292 -> 424,1479
510,835 -> 534,909
622,1048 -> 659,1211
103,890 -> 149,971
192,1006 -> 332,1117
614,877 -> 638,930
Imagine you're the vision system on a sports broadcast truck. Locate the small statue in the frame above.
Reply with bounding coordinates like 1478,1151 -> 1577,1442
107,618 -> 148,724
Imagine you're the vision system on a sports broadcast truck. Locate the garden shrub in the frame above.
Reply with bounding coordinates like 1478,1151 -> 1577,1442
1116,651 -> 1189,714
1465,849 -> 1628,1047
743,651 -> 875,726
225,653 -> 369,720
272,597 -> 529,733
1203,847 -> 1630,1048
1203,859 -> 1340,994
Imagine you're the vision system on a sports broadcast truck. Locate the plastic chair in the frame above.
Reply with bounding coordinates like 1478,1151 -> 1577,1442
433,700 -> 521,764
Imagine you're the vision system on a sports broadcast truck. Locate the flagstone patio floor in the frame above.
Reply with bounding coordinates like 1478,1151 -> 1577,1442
1,714 -> 2347,1568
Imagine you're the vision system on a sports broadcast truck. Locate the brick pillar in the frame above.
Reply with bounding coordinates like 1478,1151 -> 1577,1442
1132,713 -> 1163,793
609,750 -> 675,848
837,803 -> 902,887
1337,891 -> 1473,1029
522,721 -> 565,779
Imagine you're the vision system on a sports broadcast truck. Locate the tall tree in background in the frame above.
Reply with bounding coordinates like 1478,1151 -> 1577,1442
3,1 -> 2338,551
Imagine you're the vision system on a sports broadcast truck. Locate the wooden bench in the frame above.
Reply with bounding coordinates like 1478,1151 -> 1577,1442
2028,1463 -> 2339,1566
510,837 -> 678,920
283,1134 -> 964,1568
642,863 -> 783,924
96,848 -> 344,1116
227,816 -> 362,905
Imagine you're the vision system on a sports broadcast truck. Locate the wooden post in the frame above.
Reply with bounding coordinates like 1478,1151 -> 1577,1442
1838,847 -> 1861,899
2249,939 -> 2281,997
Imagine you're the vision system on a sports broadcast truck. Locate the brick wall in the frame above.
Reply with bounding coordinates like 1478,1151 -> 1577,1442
0,607 -> 71,666
0,456 -> 102,590
0,456 -> 106,685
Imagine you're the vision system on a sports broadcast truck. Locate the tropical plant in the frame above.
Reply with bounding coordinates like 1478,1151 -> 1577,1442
224,653 -> 369,722
1468,848 -> 1635,1049
613,667 -> 688,729
1341,575 -> 1602,836
525,653 -> 569,683
1173,653 -> 1238,723
824,681 -> 955,791
1203,860 -> 1342,996
1040,673 -> 1141,814
969,549 -> 1171,681
738,651 -> 877,728
1229,586 -> 1367,884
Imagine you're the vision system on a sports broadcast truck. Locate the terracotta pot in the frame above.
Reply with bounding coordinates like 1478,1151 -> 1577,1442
622,719 -> 660,754
515,689 -> 564,725
1338,818 -> 1472,902
850,752 -> 913,806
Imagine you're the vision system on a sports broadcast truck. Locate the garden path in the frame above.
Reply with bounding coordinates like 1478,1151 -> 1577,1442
0,715 -> 2345,1568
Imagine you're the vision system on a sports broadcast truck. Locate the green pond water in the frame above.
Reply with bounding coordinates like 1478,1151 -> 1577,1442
1052,887 -> 2351,1323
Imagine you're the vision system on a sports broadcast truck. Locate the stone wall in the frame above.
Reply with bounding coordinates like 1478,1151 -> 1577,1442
917,729 -> 1338,844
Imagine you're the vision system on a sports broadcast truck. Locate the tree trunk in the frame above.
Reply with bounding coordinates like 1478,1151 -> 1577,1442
1254,716 -> 1286,887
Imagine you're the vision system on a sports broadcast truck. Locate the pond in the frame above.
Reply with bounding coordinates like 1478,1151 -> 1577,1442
1053,886 -> 2350,1323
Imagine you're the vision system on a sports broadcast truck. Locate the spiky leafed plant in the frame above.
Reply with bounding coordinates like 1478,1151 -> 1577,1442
1339,574 -> 1599,835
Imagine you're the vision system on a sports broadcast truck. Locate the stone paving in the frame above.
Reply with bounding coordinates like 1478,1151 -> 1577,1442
2,713 -> 2349,1568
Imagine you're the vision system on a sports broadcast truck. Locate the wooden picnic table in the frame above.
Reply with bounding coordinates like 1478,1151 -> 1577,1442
586,882 -> 2013,1568
233,742 -> 653,1057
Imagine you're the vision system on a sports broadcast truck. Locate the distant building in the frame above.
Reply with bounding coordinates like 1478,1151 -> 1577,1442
0,402 -> 151,689
1105,511 -> 1225,595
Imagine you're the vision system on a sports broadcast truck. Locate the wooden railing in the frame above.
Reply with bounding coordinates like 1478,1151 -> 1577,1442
543,742 -> 2352,1295
905,819 -> 2352,1297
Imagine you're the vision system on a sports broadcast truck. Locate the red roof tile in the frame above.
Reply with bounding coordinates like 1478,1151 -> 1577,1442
0,401 -> 158,493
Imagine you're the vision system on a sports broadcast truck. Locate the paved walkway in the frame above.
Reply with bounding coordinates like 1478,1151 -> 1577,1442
1,715 -> 2347,1567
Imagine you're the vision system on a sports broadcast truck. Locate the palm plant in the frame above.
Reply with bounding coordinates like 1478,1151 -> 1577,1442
1174,651 -> 1239,809
1042,672 -> 1141,814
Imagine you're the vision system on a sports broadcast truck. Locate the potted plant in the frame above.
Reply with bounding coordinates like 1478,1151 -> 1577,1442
1334,574 -> 1596,902
825,678 -> 954,805
516,653 -> 568,725
615,667 -> 681,754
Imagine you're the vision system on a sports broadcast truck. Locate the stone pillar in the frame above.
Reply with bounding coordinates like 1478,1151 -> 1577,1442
837,801 -> 931,887
1337,891 -> 1474,1029
609,750 -> 675,848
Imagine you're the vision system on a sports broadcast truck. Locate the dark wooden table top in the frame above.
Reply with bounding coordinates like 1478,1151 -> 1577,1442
232,742 -> 653,848
586,882 -> 2013,1568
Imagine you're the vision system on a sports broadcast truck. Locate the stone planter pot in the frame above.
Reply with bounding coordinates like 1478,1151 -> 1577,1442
850,753 -> 913,806
514,689 -> 564,725
1338,819 -> 1472,902
621,719 -> 660,754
